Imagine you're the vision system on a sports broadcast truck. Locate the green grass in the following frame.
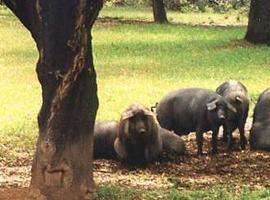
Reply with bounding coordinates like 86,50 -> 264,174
95,185 -> 137,200
95,185 -> 270,200
1,5 -> 270,198
100,6 -> 248,26
94,18 -> 270,121
1,5 -> 270,161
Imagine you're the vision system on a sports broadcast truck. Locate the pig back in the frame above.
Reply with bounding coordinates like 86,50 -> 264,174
156,88 -> 219,134
250,88 -> 270,151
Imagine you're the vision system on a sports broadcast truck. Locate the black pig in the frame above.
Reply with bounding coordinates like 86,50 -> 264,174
156,88 -> 236,155
216,80 -> 249,150
93,121 -> 118,159
94,120 -> 186,162
250,88 -> 270,151
159,127 -> 186,156
114,104 -> 163,165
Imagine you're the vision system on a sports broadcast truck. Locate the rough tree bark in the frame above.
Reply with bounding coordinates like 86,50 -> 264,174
152,0 -> 168,23
3,0 -> 102,199
245,0 -> 270,44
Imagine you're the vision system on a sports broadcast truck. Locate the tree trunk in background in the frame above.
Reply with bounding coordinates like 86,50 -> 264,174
245,0 -> 270,44
164,0 -> 181,11
3,0 -> 102,199
153,0 -> 168,23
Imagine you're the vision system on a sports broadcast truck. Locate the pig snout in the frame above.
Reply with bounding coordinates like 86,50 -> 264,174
135,119 -> 147,135
217,109 -> 226,120
139,128 -> 147,134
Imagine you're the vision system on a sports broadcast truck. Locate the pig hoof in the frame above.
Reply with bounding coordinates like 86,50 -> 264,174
226,147 -> 233,153
222,137 -> 228,143
211,149 -> 218,155
240,140 -> 247,150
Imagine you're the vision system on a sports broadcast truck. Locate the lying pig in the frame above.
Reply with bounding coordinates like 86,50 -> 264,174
159,127 -> 186,156
93,121 -> 118,159
114,104 -> 163,165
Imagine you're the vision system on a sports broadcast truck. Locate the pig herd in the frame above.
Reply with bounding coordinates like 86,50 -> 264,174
93,80 -> 270,166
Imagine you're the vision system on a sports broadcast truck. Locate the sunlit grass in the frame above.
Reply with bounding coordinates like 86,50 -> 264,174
100,6 -> 248,26
94,23 -> 270,120
95,185 -> 270,200
0,6 -> 270,163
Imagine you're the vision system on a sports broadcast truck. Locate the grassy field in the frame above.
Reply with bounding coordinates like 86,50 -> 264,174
1,5 -> 270,199
96,184 -> 270,200
100,6 -> 248,26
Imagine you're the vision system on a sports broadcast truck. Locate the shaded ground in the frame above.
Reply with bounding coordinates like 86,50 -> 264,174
1,119 -> 270,199
0,188 -> 29,200
95,16 -> 247,28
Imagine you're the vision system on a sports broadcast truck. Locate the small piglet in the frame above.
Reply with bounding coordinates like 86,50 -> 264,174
216,80 -> 249,150
156,88 -> 236,155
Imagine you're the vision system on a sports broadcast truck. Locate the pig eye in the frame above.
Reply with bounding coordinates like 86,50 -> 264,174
129,116 -> 135,122
140,115 -> 147,121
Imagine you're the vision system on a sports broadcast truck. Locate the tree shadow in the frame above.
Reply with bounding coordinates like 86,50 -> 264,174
97,16 -> 247,29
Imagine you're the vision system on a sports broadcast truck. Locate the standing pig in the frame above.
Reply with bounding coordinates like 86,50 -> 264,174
216,80 -> 249,150
250,88 -> 270,151
93,121 -> 118,160
114,104 -> 163,165
156,88 -> 236,155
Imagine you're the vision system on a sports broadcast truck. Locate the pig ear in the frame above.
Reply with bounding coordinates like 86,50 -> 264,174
121,111 -> 134,120
206,99 -> 218,111
114,138 -> 127,159
143,109 -> 154,117
235,96 -> 243,103
227,102 -> 237,113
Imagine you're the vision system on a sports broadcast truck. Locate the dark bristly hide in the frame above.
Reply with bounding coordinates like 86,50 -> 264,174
114,104 -> 163,165
250,88 -> 270,151
94,121 -> 118,160
159,127 -> 186,156
216,80 -> 249,150
156,88 -> 236,155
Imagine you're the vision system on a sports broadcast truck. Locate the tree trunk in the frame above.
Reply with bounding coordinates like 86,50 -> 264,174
3,0 -> 102,199
153,0 -> 168,23
245,0 -> 270,44
164,0 -> 181,11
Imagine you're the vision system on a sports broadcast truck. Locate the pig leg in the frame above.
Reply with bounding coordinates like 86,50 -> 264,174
224,122 -> 233,151
196,130 -> 204,156
239,124 -> 247,150
222,126 -> 228,142
226,128 -> 233,151
211,127 -> 219,155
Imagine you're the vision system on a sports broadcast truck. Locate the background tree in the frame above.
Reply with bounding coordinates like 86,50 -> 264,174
153,0 -> 168,23
2,0 -> 102,199
245,0 -> 270,44
164,0 -> 181,11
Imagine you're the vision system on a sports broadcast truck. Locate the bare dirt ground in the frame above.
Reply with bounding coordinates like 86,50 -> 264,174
1,119 -> 270,199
